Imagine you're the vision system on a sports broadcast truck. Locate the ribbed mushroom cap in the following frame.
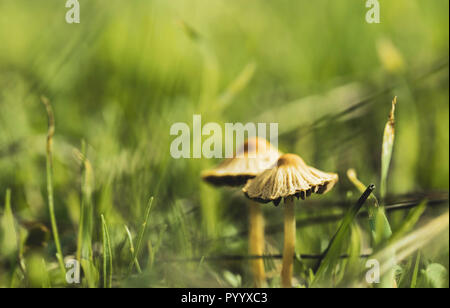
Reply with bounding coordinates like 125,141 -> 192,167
243,153 -> 338,206
202,137 -> 282,187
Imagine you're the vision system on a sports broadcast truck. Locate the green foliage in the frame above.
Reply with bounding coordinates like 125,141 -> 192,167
312,185 -> 374,287
42,97 -> 66,280
380,97 -> 397,199
128,197 -> 154,273
0,189 -> 17,258
419,263 -> 449,288
101,214 -> 113,288
223,270 -> 242,288
0,0 -> 448,288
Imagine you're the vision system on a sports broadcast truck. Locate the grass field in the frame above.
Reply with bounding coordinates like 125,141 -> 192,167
0,0 -> 449,288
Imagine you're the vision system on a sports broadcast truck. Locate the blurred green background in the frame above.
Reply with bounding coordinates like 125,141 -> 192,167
0,0 -> 448,287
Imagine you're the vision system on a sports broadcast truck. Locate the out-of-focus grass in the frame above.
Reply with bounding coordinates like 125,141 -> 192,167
0,0 -> 448,287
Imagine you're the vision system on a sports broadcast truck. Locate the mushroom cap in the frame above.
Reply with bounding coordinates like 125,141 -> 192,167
202,137 -> 282,187
243,153 -> 338,206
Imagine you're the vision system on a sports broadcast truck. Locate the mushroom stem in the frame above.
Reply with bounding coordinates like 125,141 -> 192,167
249,200 -> 266,287
281,197 -> 296,288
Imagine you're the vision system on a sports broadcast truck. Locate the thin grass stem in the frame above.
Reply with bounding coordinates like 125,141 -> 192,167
41,96 -> 66,281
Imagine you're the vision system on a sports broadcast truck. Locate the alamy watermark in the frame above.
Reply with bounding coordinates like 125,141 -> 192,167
64,1 -> 379,25
365,259 -> 380,284
65,259 -> 81,284
169,115 -> 278,159
65,0 -> 80,24
365,0 -> 380,24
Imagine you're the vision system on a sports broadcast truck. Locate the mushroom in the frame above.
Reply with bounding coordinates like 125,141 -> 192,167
243,153 -> 338,287
202,137 -> 281,187
202,137 -> 281,287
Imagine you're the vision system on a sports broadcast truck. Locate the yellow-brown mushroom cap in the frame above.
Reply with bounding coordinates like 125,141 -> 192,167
202,137 -> 282,187
243,153 -> 338,205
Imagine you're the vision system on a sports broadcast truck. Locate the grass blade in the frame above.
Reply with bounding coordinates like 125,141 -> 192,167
128,196 -> 154,273
390,200 -> 427,243
124,225 -> 142,274
380,96 -> 397,199
0,189 -> 17,258
75,142 -> 94,262
378,97 -> 398,287
80,259 -> 100,288
410,252 -> 421,288
346,169 -> 392,245
311,184 -> 375,287
347,169 -> 379,233
101,214 -> 113,288
41,96 -> 66,280
0,189 -> 18,286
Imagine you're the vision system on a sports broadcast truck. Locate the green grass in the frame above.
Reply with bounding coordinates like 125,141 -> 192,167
101,214 -> 113,288
41,96 -> 66,282
0,0 -> 449,288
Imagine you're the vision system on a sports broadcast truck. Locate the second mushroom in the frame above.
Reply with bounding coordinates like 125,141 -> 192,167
202,137 -> 281,287
243,153 -> 338,288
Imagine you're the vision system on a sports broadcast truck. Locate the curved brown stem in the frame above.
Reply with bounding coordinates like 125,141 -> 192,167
281,197 -> 296,288
249,200 -> 266,287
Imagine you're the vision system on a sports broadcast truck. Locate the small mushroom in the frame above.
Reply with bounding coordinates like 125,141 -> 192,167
243,153 -> 338,287
202,137 -> 281,186
202,137 -> 281,287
